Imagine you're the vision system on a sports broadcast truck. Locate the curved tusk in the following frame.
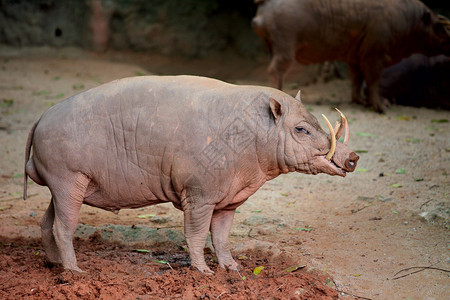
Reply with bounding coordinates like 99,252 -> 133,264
322,114 -> 336,161
334,116 -> 344,140
335,108 -> 349,146
334,121 -> 341,137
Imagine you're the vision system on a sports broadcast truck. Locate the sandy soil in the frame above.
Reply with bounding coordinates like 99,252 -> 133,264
0,46 -> 449,299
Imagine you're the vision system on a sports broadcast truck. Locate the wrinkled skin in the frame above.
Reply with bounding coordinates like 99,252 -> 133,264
24,75 -> 359,274
379,54 -> 450,110
252,0 -> 450,112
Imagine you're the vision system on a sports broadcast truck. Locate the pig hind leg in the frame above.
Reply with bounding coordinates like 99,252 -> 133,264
45,172 -> 90,272
210,209 -> 240,271
40,198 -> 61,265
268,51 -> 294,90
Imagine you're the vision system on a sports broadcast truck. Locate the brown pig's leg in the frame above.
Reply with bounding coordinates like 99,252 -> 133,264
361,63 -> 389,113
268,52 -> 294,90
348,63 -> 365,105
210,209 -> 240,271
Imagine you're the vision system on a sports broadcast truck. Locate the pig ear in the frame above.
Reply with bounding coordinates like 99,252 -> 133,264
269,97 -> 284,120
295,90 -> 302,103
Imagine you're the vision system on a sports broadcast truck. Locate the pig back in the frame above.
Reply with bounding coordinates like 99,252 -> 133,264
259,0 -> 433,64
32,76 -> 277,208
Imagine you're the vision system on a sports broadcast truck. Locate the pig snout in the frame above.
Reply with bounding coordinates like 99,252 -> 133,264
320,109 -> 359,176
344,152 -> 359,172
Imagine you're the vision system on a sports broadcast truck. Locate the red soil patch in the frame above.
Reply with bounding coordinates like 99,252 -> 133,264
0,235 -> 340,299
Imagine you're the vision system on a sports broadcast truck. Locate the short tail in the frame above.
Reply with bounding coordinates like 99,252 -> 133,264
23,121 -> 39,200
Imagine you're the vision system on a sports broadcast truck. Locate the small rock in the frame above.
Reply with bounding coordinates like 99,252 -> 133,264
295,288 -> 306,296
403,221 -> 408,225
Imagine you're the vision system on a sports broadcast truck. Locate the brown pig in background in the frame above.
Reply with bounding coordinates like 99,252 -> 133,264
24,76 -> 358,274
252,0 -> 450,112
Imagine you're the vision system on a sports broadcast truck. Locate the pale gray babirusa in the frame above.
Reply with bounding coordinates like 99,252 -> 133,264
24,75 -> 359,274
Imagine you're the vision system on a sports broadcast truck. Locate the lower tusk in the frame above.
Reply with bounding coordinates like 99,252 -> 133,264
322,114 -> 336,161
335,108 -> 349,146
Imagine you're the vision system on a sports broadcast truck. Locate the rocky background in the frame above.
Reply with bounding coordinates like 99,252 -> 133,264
0,0 -> 262,57
1,0 -> 447,59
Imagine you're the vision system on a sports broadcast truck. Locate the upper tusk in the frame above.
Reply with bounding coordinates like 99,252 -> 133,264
322,114 -> 336,161
334,121 -> 341,137
335,108 -> 349,146
334,114 -> 344,140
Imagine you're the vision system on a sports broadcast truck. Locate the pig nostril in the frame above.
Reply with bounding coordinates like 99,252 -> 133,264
345,152 -> 359,171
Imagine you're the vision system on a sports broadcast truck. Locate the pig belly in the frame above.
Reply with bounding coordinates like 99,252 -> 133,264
82,181 -> 167,211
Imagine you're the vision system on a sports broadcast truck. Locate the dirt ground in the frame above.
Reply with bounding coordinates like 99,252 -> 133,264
0,46 -> 449,299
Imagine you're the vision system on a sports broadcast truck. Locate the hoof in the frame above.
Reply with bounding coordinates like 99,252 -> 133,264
221,262 -> 241,272
351,97 -> 367,106
64,266 -> 86,273
193,264 -> 214,275
372,103 -> 387,114
370,97 -> 389,113
202,269 -> 214,275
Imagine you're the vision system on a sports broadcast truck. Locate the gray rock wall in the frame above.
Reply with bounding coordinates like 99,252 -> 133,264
0,0 -> 263,58
0,0 -> 90,48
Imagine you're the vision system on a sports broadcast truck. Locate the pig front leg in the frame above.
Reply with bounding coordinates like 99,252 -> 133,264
348,63 -> 366,106
182,197 -> 215,274
361,62 -> 390,113
268,50 -> 294,90
210,209 -> 240,271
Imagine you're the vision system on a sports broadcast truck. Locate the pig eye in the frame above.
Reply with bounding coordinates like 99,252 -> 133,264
295,127 -> 310,135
